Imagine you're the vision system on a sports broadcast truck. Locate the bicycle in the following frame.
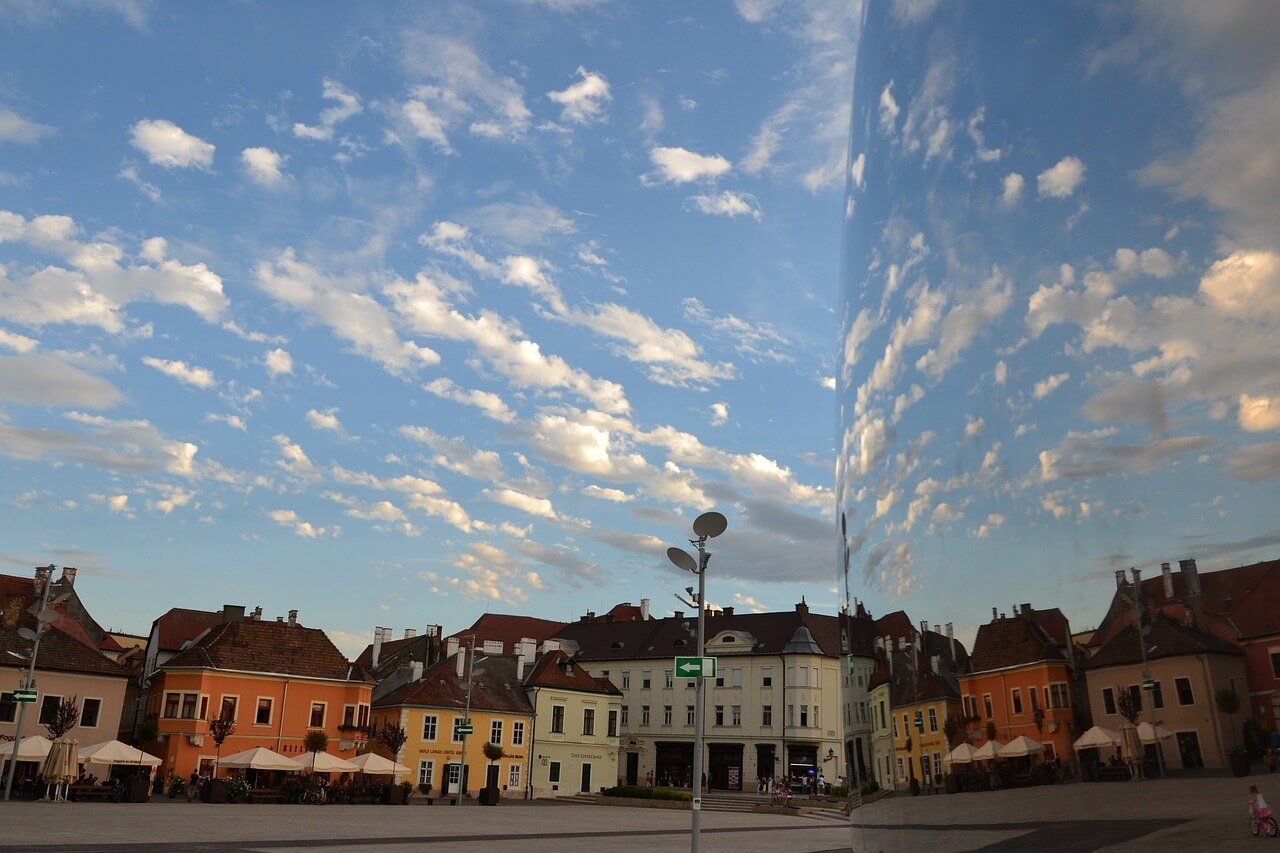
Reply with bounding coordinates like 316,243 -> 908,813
1251,806 -> 1278,838
299,784 -> 328,805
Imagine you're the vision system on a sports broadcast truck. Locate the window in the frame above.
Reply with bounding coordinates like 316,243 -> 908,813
180,693 -> 198,719
982,694 -> 993,718
642,670 -> 651,689
447,764 -> 461,787
762,705 -> 772,727
933,752 -> 942,778
928,707 -> 938,732
1011,689 -> 1023,715
1175,677 -> 1195,706
896,757 -> 905,781
786,666 -> 795,687
621,671 -> 631,690
715,673 -> 725,688
608,710 -> 618,737
731,705 -> 741,726
1151,681 -> 1164,710
620,707 -> 629,727
732,668 -> 742,688
1102,688 -> 1116,715
512,721 -> 525,745
255,697 -> 273,726
309,702 -> 326,729
714,705 -> 724,726
418,760 -> 434,787
962,695 -> 975,719
490,720 -> 503,744
0,692 -> 14,724
163,692 -> 180,719
452,718 -> 467,742
551,705 -> 565,734
787,705 -> 795,726
342,705 -> 357,728
198,696 -> 208,719
661,705 -> 672,726
799,705 -> 809,727
549,761 -> 561,783
641,705 -> 650,726
508,763 -> 521,789
583,708 -> 595,736
1030,688 -> 1040,711
814,706 -> 819,728
1127,685 -> 1143,713
798,667 -> 810,688
664,670 -> 673,689
38,695 -> 61,726
422,715 -> 438,741
892,715 -> 898,738
1049,683 -> 1070,709
220,696 -> 238,722
1271,649 -> 1280,680
81,698 -> 102,728
686,680 -> 695,689
762,667 -> 773,688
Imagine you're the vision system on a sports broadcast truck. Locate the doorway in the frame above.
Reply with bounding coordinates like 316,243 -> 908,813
625,752 -> 639,786
580,763 -> 592,793
708,743 -> 744,790
1176,731 -> 1203,769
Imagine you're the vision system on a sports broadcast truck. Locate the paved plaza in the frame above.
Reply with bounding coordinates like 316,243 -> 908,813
0,774 -> 1266,852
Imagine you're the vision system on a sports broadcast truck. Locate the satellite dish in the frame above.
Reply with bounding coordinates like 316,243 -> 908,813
37,610 -> 58,624
693,511 -> 727,539
16,628 -> 38,642
667,547 -> 698,574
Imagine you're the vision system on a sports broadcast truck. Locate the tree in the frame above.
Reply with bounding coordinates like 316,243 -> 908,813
1033,707 -> 1045,734
943,714 -> 965,748
303,730 -> 329,773
377,721 -> 408,758
1216,688 -> 1241,751
482,741 -> 506,765
208,716 -> 235,774
1115,685 -> 1141,726
985,721 -> 997,743
136,717 -> 159,745
44,696 -> 80,741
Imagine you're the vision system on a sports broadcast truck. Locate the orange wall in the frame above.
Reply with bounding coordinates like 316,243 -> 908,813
148,669 -> 372,777
959,662 -> 1075,761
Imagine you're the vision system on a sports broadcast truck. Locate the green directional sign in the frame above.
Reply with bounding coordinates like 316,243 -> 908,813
12,690 -> 37,703
456,725 -> 473,735
674,656 -> 717,678
1142,679 -> 1156,692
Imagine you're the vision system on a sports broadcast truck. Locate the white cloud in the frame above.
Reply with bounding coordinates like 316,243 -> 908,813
878,81 -> 900,134
1001,173 -> 1024,207
267,508 -> 329,538
397,425 -> 505,484
400,33 -> 530,141
398,93 -> 457,153
306,407 -> 344,434
118,163 -> 160,201
292,79 -> 362,141
142,356 -> 216,389
1037,156 -> 1086,198
971,512 -> 1005,539
485,487 -> 557,519
0,328 -> 38,353
547,66 -> 611,124
129,119 -> 214,169
994,360 -> 1008,385
241,147 -> 286,187
963,416 -> 984,439
203,413 -> 246,431
647,146 -> 732,184
581,484 -> 633,503
0,412 -> 201,478
0,106 -> 55,144
423,377 -> 515,423
710,402 -> 729,427
107,494 -> 129,513
459,196 -> 575,247
1240,395 -> 1280,432
1033,371 -> 1070,399
264,348 -> 294,377
682,297 -> 790,363
1200,251 -> 1280,316
686,191 -> 762,220
0,354 -> 121,408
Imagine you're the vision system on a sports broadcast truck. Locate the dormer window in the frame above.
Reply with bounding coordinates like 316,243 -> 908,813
722,636 -> 734,643
673,639 -> 686,647
611,641 -> 624,650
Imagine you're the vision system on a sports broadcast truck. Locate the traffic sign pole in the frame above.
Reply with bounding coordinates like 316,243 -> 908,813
4,565 -> 56,802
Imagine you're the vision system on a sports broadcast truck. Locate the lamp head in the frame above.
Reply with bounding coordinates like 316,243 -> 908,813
692,511 -> 727,539
667,547 -> 698,574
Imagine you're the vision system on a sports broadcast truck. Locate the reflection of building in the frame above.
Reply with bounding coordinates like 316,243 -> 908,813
145,606 -> 373,779
868,655 -> 894,788
555,601 -> 848,791
960,604 -> 1079,763
524,648 -> 622,797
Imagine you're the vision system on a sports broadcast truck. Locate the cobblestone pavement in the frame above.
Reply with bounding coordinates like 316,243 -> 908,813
0,773 -> 1268,851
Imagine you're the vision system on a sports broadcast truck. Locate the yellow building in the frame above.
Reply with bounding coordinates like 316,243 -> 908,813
890,670 -> 962,790
524,649 -> 622,797
373,655 -> 533,798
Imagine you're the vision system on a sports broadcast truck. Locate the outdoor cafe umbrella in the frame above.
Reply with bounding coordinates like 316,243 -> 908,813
1073,726 -> 1122,751
305,751 -> 360,774
1,734 -> 52,765
1136,722 -> 1174,744
998,736 -> 1044,759
217,746 -> 302,772
41,739 -> 78,802
347,752 -> 410,776
1119,725 -> 1143,766
946,743 -> 978,766
78,740 -> 162,767
972,740 -> 1003,761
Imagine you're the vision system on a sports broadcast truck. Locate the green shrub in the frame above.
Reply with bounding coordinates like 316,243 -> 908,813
279,777 -> 303,803
418,782 -> 433,796
829,784 -> 849,797
859,780 -> 879,796
227,778 -> 249,803
167,776 -> 185,797
602,785 -> 691,801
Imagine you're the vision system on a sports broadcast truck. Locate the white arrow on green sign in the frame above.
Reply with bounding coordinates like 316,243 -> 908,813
456,725 -> 473,735
674,656 -> 717,678
12,690 -> 37,703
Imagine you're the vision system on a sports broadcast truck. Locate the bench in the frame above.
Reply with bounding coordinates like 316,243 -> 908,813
70,785 -> 119,802
247,788 -> 281,803
1096,766 -> 1130,782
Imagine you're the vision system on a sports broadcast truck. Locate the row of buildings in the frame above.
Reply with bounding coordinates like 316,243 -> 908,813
2,556 -> 1278,796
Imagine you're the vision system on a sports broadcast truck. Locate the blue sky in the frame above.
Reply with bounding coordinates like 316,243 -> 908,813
0,0 -> 863,653
837,1 -> 1280,647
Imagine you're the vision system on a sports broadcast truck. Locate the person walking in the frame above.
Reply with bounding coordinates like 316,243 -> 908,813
186,770 -> 200,803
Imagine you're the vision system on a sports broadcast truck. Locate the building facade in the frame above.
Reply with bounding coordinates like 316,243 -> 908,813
524,648 -> 622,797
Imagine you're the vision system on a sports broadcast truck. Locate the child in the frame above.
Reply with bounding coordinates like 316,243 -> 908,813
1249,785 -> 1272,819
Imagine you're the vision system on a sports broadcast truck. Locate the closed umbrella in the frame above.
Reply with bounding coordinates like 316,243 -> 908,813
41,739 -> 78,802
348,752 -> 410,776
1073,726 -> 1121,751
946,743 -> 978,766
1136,722 -> 1174,744
218,746 -> 302,772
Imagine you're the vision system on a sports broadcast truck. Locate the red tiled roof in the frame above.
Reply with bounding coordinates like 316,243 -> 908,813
1027,607 -> 1071,649
446,613 -> 567,652
875,610 -> 916,643
969,615 -> 1066,673
355,635 -> 415,669
163,618 -> 372,682
152,607 -> 223,652
526,650 -> 621,695
375,655 -> 533,714
1086,614 -> 1243,670
0,621 -> 129,678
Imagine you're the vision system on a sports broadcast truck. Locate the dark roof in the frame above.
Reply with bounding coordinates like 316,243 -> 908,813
1085,614 -> 1243,670
969,616 -> 1067,673
554,606 -> 843,661
890,669 -> 960,706
375,654 -> 533,714
1141,559 -> 1280,639
875,610 -> 916,643
581,602 -> 651,623
1027,607 -> 1072,649
163,618 -> 372,682
152,607 -> 223,652
446,613 -> 567,652
0,620 -> 129,678
525,650 -> 621,695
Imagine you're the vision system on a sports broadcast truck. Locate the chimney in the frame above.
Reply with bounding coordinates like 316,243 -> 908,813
372,627 -> 385,670
673,611 -> 684,620
275,616 -> 284,622
482,640 -> 503,655
456,645 -> 466,678
2,594 -> 22,630
795,598 -> 809,615
1115,569 -> 1126,589
992,607 -> 998,621
426,625 -> 439,637
932,624 -> 940,635
541,639 -> 561,655
1020,603 -> 1031,617
945,622 -> 955,659
404,628 -> 417,639
221,605 -> 246,623
252,606 -> 263,621
1179,558 -> 1201,598
886,650 -> 893,675
445,636 -> 459,660
287,609 -> 298,626
723,607 -> 734,616
930,655 -> 940,674
517,638 -> 537,680
919,619 -> 928,636
640,598 -> 651,620
59,566 -> 77,587
1161,563 -> 1174,600
410,661 -> 423,682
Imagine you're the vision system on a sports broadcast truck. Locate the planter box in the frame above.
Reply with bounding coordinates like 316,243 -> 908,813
1231,751 -> 1251,778
383,787 -> 406,805
124,779 -> 152,803
478,787 -> 501,806
203,779 -> 229,804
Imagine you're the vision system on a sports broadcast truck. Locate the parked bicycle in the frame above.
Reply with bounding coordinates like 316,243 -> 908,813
299,783 -> 328,805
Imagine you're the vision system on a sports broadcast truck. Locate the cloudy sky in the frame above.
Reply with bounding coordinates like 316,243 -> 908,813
838,1 -> 1280,646
0,0 -> 864,652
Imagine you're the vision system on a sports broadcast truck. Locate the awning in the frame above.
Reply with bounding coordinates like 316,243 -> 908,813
972,740 -> 1003,761
1136,722 -> 1175,743
43,740 -> 80,783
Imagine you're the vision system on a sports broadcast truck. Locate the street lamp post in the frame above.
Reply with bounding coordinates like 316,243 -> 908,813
4,565 -> 57,802
667,511 -> 727,853
1130,568 -> 1166,779
456,634 -> 479,806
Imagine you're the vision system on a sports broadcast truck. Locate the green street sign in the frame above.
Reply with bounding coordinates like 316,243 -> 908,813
12,690 -> 37,703
456,725 -> 473,735
674,656 -> 717,678
1142,679 -> 1156,691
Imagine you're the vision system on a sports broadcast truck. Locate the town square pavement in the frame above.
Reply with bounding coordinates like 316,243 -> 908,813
0,773 -> 1266,851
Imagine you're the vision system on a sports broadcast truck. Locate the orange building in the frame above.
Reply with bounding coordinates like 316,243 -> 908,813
144,607 -> 373,778
959,606 -> 1078,763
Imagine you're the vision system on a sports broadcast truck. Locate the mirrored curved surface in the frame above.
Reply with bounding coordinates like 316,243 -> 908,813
838,2 -> 1280,847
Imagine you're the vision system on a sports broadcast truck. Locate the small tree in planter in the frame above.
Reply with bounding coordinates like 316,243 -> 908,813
208,716 -> 235,774
985,721 -> 998,743
1115,686 -> 1141,727
303,730 -> 329,774
43,695 -> 80,741
377,722 -> 408,760
943,715 -> 964,749
1216,688 -> 1249,775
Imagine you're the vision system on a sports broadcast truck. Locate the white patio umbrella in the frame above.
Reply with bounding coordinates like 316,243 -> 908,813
218,746 -> 303,772
347,752 -> 410,776
1,734 -> 52,764
77,740 -> 162,767
305,751 -> 359,774
946,743 -> 978,765
1136,722 -> 1174,744
972,740 -> 1003,761
998,736 -> 1044,758
41,739 -> 78,802
1073,726 -> 1122,751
